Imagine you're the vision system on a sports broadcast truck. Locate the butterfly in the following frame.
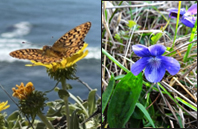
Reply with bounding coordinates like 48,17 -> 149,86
9,22 -> 91,64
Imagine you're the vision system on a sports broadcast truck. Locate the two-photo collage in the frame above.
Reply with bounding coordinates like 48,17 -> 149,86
0,1 -> 197,128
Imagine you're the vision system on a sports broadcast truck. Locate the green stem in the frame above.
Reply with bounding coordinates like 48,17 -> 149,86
171,1 -> 181,49
37,111 -> 54,129
183,19 -> 197,62
61,77 -> 67,90
60,78 -> 70,129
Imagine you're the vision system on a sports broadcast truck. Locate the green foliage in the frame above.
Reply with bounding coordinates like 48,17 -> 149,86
136,103 -> 155,128
102,74 -> 115,115
151,32 -> 163,45
183,19 -> 197,62
127,20 -> 136,29
164,47 -> 176,56
3,89 -> 100,129
87,90 -> 97,116
107,72 -> 143,128
19,91 -> 48,120
70,110 -> 80,129
176,97 -> 197,111
47,64 -> 77,81
114,33 -> 123,43
58,89 -> 69,99
114,30 -> 131,43
0,113 -> 6,129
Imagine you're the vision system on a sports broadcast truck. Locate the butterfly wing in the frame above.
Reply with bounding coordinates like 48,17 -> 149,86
9,22 -> 91,63
52,22 -> 91,57
9,49 -> 62,63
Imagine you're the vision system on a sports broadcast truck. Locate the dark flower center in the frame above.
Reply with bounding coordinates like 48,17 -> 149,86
170,12 -> 183,18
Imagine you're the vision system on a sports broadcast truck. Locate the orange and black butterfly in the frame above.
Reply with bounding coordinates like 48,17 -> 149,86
10,22 -> 91,64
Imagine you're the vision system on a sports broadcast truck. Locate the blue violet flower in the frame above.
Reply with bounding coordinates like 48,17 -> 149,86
168,3 -> 197,28
131,44 -> 180,83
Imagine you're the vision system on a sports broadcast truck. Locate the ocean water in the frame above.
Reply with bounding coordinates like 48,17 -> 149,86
0,0 -> 101,115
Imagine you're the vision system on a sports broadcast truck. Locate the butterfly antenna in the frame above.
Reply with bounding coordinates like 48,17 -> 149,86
21,41 -> 43,48
21,41 -> 33,45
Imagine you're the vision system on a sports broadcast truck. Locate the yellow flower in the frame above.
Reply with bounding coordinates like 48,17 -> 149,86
26,43 -> 89,71
12,82 -> 35,100
0,101 -> 10,112
11,82 -> 47,119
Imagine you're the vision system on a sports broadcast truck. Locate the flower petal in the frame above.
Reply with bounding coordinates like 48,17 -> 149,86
148,44 -> 166,56
131,57 -> 150,75
0,101 -> 10,112
168,8 -> 186,18
145,63 -> 166,83
181,16 -> 196,28
185,3 -> 197,15
160,56 -> 180,75
132,44 -> 151,57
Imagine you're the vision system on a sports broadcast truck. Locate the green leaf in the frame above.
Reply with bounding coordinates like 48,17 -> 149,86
176,96 -> 197,111
114,74 -> 125,80
6,111 -> 22,128
58,89 -> 69,99
163,47 -> 176,56
114,33 -> 121,40
151,32 -> 162,45
7,110 -> 22,121
127,20 -> 136,29
136,103 -> 155,128
183,19 -> 197,62
87,89 -> 97,115
69,92 -> 89,117
131,106 -> 144,119
128,118 -> 142,128
36,123 -> 46,129
114,34 -> 123,43
102,74 -> 115,114
105,9 -> 107,21
107,72 -> 143,128
176,113 -> 184,128
70,110 -> 80,129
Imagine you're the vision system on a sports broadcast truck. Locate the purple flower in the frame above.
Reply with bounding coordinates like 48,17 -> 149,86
131,44 -> 180,83
168,3 -> 197,28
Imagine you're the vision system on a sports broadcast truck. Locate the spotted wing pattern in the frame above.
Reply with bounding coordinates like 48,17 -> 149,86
52,22 -> 91,57
9,49 -> 62,63
9,22 -> 91,63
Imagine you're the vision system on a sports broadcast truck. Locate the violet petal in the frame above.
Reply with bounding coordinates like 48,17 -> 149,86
131,57 -> 150,75
148,44 -> 166,56
145,63 -> 166,83
181,16 -> 196,28
168,8 -> 186,18
160,56 -> 180,75
132,44 -> 151,57
185,3 -> 197,15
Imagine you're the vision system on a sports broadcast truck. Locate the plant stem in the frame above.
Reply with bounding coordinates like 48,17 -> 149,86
37,111 -> 54,129
61,77 -> 70,129
171,1 -> 181,49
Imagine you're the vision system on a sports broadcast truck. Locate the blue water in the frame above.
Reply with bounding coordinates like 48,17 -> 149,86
0,0 -> 101,116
